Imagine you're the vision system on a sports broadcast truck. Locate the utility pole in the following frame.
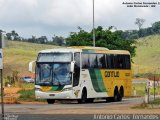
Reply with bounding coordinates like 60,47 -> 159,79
0,32 -> 6,120
93,0 -> 95,47
0,68 -> 4,120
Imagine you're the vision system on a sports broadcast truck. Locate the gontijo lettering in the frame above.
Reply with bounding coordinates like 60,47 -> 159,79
105,71 -> 119,77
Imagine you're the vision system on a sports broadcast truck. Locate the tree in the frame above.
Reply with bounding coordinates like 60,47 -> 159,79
152,21 -> 160,34
67,26 -> 136,57
66,27 -> 92,46
135,18 -> 145,30
38,36 -> 48,44
52,35 -> 65,46
135,18 -> 145,37
6,33 -> 12,40
11,30 -> 19,40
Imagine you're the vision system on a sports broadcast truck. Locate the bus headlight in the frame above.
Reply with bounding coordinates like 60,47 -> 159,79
62,87 -> 72,91
35,87 -> 42,91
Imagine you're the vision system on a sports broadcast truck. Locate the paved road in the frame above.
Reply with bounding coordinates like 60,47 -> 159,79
1,97 -> 160,120
2,97 -> 143,113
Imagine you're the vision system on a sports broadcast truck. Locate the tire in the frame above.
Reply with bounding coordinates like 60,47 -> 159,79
106,97 -> 112,102
112,88 -> 118,102
117,88 -> 123,101
78,89 -> 87,104
87,98 -> 94,103
47,99 -> 55,104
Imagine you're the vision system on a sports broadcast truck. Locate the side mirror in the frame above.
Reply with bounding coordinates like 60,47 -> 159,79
29,61 -> 35,73
70,61 -> 75,73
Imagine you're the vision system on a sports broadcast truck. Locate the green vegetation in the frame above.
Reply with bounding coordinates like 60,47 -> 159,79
132,98 -> 160,109
4,40 -> 60,77
18,89 -> 46,102
3,34 -> 160,78
132,83 -> 146,96
67,26 -> 136,57
131,103 -> 148,109
18,89 -> 35,101
132,35 -> 160,75
133,83 -> 160,96
149,98 -> 160,105
4,20 -> 160,45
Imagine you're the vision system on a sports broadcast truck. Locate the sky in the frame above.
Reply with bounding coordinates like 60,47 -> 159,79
0,0 -> 160,40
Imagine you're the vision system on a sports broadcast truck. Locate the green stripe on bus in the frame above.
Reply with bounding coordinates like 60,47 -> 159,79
95,70 -> 106,92
89,69 -> 103,92
51,86 -> 64,91
89,69 -> 107,92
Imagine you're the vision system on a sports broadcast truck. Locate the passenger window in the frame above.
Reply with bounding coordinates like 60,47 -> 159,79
89,54 -> 97,68
82,54 -> 89,69
73,53 -> 80,86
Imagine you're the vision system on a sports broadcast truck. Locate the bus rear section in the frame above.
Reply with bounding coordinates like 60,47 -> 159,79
79,50 -> 132,102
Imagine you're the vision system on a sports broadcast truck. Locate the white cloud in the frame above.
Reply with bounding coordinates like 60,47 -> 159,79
0,0 -> 160,38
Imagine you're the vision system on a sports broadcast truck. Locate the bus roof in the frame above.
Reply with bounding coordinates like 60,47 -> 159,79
39,48 -> 81,53
39,46 -> 130,55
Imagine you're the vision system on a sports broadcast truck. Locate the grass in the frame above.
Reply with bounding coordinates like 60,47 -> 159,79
149,98 -> 160,105
18,89 -> 35,101
18,89 -> 46,102
132,35 -> 160,75
4,40 -> 60,77
132,83 -> 146,96
132,83 -> 160,96
131,103 -> 148,109
132,98 -> 160,109
14,81 -> 35,89
4,35 -> 160,77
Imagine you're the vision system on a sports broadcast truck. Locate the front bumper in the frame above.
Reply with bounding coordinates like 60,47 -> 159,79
35,90 -> 76,99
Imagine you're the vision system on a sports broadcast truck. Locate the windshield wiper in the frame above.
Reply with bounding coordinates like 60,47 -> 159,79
37,82 -> 52,86
52,80 -> 63,86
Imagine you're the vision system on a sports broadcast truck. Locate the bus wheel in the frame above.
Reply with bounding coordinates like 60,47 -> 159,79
118,87 -> 123,101
117,92 -> 122,101
106,97 -> 112,102
47,99 -> 55,104
87,98 -> 94,103
113,87 -> 118,102
78,89 -> 87,104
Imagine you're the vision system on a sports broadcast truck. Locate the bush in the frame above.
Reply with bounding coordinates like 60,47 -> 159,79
18,89 -> 35,101
18,89 -> 46,102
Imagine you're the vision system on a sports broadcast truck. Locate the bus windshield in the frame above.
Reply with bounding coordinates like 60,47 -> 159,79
37,53 -> 72,62
36,63 -> 72,86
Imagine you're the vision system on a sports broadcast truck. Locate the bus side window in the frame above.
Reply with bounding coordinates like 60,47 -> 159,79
117,55 -> 124,69
125,55 -> 131,69
106,54 -> 111,69
82,53 -> 89,68
110,54 -> 115,69
73,53 -> 80,87
97,54 -> 106,69
89,54 -> 97,68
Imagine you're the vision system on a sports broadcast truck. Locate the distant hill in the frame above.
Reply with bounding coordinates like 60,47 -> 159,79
3,35 -> 160,78
3,41 -> 60,77
132,35 -> 160,75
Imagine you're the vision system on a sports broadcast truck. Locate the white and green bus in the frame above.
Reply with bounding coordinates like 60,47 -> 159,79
30,46 -> 132,104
